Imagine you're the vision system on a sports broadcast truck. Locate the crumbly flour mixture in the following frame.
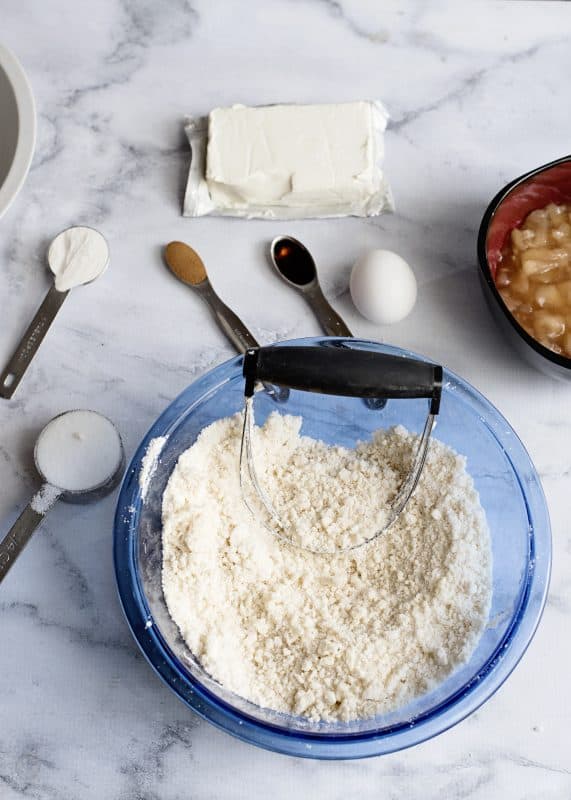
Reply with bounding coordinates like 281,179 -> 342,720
162,413 -> 491,722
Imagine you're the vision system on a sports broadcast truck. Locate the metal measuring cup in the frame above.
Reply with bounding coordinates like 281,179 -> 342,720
0,409 -> 124,584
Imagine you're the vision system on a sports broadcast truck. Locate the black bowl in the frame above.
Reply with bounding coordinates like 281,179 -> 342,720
477,155 -> 571,380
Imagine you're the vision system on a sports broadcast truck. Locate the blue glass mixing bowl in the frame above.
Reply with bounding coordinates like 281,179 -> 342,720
114,337 -> 551,759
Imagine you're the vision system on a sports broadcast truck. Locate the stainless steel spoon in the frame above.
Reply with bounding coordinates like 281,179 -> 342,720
270,236 -> 386,410
0,226 -> 109,399
0,410 -> 124,585
163,241 -> 287,402
270,236 -> 353,337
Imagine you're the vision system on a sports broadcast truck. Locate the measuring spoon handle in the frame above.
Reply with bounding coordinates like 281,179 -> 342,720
0,285 -> 68,399
199,283 -> 259,353
305,285 -> 353,338
0,484 -> 62,585
198,284 -> 288,402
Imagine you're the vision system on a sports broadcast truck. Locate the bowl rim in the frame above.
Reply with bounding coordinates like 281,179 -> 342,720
0,43 -> 36,220
476,154 -> 571,371
114,337 -> 551,759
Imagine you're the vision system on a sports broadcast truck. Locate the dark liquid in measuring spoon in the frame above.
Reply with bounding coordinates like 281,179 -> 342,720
274,242 -> 315,286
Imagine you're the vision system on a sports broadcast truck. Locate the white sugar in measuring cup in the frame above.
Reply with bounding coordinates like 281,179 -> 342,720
0,410 -> 124,584
0,226 -> 109,399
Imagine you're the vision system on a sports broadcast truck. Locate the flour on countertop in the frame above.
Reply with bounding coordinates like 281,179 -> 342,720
162,413 -> 492,722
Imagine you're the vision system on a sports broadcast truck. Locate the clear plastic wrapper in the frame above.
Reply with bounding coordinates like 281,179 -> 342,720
183,101 -> 394,220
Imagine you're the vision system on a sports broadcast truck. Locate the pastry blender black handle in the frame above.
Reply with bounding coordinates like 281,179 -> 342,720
243,346 -> 442,414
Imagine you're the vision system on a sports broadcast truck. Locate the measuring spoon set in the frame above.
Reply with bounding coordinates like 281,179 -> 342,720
1,229 -> 352,583
163,235 -> 353,351
163,236 -> 385,409
0,226 -> 117,585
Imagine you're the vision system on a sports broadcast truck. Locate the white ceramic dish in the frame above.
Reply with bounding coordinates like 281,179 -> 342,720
0,43 -> 36,219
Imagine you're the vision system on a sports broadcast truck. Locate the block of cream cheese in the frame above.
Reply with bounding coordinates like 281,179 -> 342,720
183,101 -> 393,219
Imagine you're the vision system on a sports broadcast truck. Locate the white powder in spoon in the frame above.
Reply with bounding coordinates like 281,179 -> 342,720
48,226 -> 109,292
162,413 -> 492,722
35,410 -> 123,492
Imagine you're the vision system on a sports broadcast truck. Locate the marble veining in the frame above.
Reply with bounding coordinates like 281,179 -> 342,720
1,0 -> 571,797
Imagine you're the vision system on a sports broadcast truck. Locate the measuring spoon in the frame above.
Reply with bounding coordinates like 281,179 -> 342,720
270,236 -> 353,337
0,226 -> 109,399
270,236 -> 386,410
164,241 -> 288,402
0,410 -> 124,584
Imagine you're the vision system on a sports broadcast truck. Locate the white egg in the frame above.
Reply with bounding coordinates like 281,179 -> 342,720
349,250 -> 417,325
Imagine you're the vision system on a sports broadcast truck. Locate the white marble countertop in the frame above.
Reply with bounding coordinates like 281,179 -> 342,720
1,0 -> 570,796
